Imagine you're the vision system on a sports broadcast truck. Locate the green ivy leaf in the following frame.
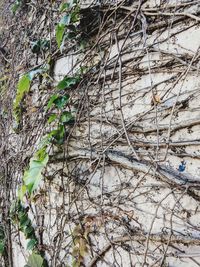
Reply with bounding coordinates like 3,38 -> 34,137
13,74 -> 31,123
18,74 -> 31,89
60,111 -> 73,124
54,95 -> 69,109
72,259 -> 80,267
18,185 -> 27,201
70,5 -> 80,23
57,76 -> 80,90
35,146 -> 48,162
0,242 -> 5,254
18,211 -> 30,229
13,66 -> 47,124
23,154 -> 49,194
31,39 -> 50,54
27,253 -> 43,267
27,239 -> 38,251
56,24 -> 65,48
46,94 -> 59,110
14,75 -> 31,108
49,125 -> 65,145
59,2 -> 70,12
11,0 -> 21,14
23,225 -> 35,239
0,225 -> 5,240
46,94 -> 69,110
47,114 -> 57,124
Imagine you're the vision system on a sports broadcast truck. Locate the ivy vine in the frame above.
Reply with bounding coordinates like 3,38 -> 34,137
10,0 -> 91,266
10,201 -> 47,267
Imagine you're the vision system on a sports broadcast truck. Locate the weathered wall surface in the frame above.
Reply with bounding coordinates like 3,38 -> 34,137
1,0 -> 200,267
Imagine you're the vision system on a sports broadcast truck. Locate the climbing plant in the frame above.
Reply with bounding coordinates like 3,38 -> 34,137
56,0 -> 80,49
13,66 -> 48,129
10,201 -> 47,267
2,0 -> 200,266
0,224 -> 6,255
10,1 -> 88,265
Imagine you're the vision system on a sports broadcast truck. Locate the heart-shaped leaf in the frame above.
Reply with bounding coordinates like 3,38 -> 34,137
60,111 -> 73,124
56,24 -> 65,48
57,76 -> 80,90
23,154 -> 48,194
27,239 -> 38,251
26,253 -> 43,267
